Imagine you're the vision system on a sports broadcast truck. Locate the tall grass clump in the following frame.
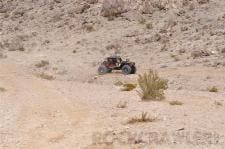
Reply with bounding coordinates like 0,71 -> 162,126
127,112 -> 157,124
138,70 -> 168,101
208,86 -> 218,93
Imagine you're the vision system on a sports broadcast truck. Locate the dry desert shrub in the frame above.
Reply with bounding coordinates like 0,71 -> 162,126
101,0 -> 127,18
138,70 -> 168,101
36,73 -> 55,80
0,87 -> 7,92
208,86 -> 218,93
127,112 -> 157,124
169,100 -> 183,106
114,80 -> 124,86
114,81 -> 137,91
35,60 -> 49,68
145,22 -> 153,29
0,53 -> 7,59
170,54 -> 180,61
139,17 -> 146,24
121,83 -> 137,91
214,101 -> 222,106
83,24 -> 95,32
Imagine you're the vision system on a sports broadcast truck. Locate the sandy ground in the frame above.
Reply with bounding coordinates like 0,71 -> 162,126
1,59 -> 225,149
1,0 -> 225,148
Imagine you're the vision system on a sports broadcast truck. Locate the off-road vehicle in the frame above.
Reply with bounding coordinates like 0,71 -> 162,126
98,56 -> 136,75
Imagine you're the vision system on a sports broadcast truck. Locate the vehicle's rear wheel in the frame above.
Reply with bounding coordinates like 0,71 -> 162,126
98,65 -> 109,75
131,66 -> 136,74
122,65 -> 132,75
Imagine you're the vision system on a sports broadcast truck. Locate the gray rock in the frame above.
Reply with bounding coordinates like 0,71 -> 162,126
0,53 -> 7,59
191,50 -> 211,59
85,0 -> 98,4
197,0 -> 210,4
140,1 -> 154,14
74,3 -> 90,14
101,0 -> 127,18
121,10 -> 143,22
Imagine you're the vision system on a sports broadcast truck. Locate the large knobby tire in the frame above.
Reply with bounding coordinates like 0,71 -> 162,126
122,65 -> 132,75
131,66 -> 136,74
98,65 -> 109,75
98,65 -> 112,75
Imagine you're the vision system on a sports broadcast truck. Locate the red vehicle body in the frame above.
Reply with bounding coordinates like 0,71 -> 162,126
98,56 -> 136,75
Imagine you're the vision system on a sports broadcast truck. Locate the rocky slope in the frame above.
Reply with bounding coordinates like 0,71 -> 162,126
1,0 -> 225,148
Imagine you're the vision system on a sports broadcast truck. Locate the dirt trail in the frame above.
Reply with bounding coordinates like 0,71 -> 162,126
0,62 -> 92,149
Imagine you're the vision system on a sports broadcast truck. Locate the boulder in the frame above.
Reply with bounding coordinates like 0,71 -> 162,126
191,50 -> 211,59
140,1 -> 154,14
101,0 -> 127,18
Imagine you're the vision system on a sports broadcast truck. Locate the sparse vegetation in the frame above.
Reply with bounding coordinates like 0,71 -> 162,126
169,100 -> 183,106
153,33 -> 161,42
146,22 -> 153,29
117,101 -> 127,108
36,73 -> 55,80
83,24 -> 95,32
208,86 -> 218,93
1,0 -> 225,148
138,70 -> 168,101
114,81 -> 123,86
170,54 -> 180,61
114,81 -> 137,91
121,83 -> 137,91
35,60 -> 49,68
17,46 -> 25,51
0,87 -> 7,92
139,18 -> 146,24
0,53 -> 7,59
160,44 -> 167,52
127,112 -> 157,124
101,0 -> 126,18
214,101 -> 222,106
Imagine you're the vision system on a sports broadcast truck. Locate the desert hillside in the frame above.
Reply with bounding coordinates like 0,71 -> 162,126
1,0 -> 225,148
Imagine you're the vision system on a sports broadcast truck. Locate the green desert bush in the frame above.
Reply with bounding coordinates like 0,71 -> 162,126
138,70 -> 168,101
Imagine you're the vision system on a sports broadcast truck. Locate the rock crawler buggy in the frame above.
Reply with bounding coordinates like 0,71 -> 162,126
98,56 -> 136,75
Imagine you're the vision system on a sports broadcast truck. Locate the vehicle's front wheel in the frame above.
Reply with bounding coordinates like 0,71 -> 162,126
98,65 -> 109,75
122,65 -> 132,75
